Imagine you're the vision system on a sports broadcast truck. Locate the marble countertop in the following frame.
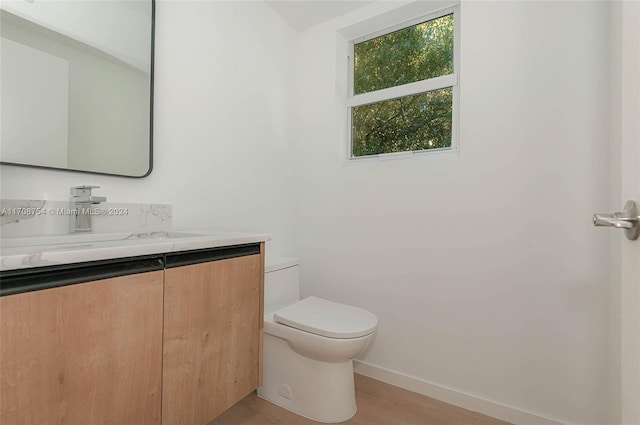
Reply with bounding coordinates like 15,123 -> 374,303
0,230 -> 270,272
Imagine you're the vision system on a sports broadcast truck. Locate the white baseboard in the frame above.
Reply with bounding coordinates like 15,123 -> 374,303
353,360 -> 566,425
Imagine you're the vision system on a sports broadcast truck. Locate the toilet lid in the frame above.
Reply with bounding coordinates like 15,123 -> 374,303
273,296 -> 377,339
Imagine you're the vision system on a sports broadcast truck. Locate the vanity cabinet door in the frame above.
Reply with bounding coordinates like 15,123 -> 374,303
162,253 -> 263,425
0,270 -> 164,425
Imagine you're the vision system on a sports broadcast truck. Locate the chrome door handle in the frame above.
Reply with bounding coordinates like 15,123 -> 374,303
593,200 -> 639,240
593,215 -> 634,229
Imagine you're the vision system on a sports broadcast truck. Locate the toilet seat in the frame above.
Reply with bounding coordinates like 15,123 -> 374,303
273,296 -> 377,339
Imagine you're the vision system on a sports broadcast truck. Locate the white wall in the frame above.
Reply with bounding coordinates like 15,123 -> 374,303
0,0 -> 297,258
617,2 -> 640,423
293,1 -> 611,424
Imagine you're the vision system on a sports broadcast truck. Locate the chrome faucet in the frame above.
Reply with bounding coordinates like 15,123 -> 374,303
70,185 -> 106,233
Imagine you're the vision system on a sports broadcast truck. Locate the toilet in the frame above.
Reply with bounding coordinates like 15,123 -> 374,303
257,258 -> 377,423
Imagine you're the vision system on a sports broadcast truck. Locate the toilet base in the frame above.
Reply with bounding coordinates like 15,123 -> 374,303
257,333 -> 357,423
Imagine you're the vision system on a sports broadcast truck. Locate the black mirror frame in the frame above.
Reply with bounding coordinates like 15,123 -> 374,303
0,0 -> 155,178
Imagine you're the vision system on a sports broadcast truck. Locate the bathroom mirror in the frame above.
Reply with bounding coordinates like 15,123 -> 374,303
0,0 -> 154,177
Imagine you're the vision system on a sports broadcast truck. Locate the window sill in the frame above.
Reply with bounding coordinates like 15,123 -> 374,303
345,147 -> 459,165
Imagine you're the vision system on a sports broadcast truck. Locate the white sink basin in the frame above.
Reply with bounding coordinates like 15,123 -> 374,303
0,230 -> 270,271
0,231 -> 208,249
1,233 -> 129,248
125,231 -> 207,240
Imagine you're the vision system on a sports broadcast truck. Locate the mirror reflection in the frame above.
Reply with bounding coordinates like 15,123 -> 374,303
0,0 -> 154,177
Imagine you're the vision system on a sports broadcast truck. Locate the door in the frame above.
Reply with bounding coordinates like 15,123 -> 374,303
617,2 -> 639,422
598,2 -> 639,422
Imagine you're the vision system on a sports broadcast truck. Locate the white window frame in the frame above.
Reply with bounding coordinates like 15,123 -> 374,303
347,6 -> 460,161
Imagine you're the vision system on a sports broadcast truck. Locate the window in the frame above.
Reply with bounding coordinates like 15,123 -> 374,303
348,9 -> 457,159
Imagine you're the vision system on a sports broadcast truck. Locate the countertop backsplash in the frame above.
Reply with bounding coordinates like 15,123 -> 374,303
0,199 -> 172,238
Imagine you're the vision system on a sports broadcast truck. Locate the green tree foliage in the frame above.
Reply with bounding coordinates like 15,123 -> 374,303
352,14 -> 454,157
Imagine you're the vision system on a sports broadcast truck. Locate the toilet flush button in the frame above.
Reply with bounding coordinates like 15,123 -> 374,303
277,383 -> 293,400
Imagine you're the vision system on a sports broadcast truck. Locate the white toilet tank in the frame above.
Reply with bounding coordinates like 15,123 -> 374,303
264,257 -> 300,315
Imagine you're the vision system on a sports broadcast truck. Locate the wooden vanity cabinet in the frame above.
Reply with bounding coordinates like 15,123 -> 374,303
0,270 -> 164,425
162,249 -> 264,425
0,242 -> 264,425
